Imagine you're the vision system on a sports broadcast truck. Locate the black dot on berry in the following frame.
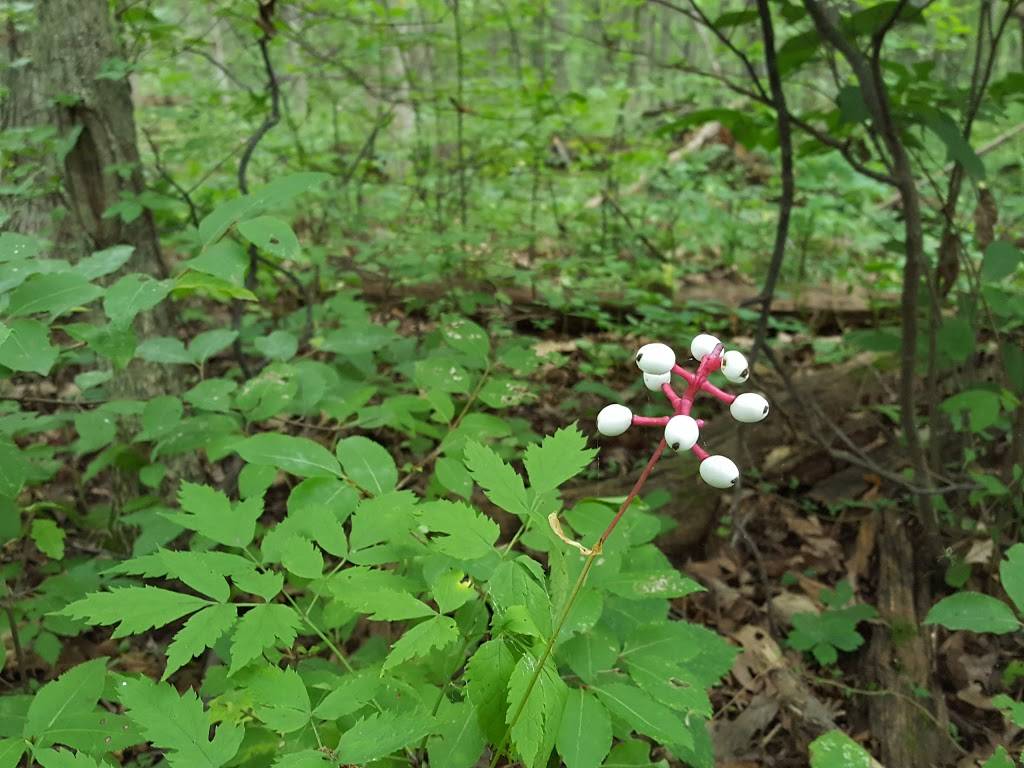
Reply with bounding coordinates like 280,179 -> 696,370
671,442 -> 679,450
763,405 -> 769,414
742,369 -> 748,378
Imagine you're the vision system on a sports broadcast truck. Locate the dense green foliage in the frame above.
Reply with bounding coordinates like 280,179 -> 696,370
1,0 -> 1023,766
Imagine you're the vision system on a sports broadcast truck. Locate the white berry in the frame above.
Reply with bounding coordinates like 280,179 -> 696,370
690,333 -> 721,360
700,455 -> 739,488
597,404 -> 632,436
730,392 -> 770,423
634,343 -> 675,375
664,415 -> 699,452
642,371 -> 671,391
721,350 -> 749,383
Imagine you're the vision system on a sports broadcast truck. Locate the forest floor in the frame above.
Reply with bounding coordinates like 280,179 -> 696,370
9,273 -> 1016,767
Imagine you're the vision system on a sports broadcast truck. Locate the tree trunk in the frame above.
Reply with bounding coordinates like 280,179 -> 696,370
4,0 -> 199,497
864,510 -> 949,767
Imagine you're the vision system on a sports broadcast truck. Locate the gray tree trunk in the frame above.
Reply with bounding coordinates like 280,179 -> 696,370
2,0 -> 199,494
3,0 -> 168,279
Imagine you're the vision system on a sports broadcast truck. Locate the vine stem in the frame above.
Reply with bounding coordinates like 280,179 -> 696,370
488,439 -> 667,767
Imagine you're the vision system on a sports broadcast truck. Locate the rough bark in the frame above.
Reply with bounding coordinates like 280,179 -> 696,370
3,0 -> 198,495
800,3 -> 946,765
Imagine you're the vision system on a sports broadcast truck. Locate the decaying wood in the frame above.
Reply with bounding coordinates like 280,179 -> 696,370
357,273 -> 900,331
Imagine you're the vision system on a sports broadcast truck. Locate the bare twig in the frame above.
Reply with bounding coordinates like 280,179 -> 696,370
749,0 -> 794,370
232,9 -> 289,373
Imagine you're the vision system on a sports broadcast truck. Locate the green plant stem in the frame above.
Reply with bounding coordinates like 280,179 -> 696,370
488,440 -> 666,767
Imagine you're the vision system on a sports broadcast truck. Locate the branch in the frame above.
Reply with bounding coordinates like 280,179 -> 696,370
749,0 -> 794,369
802,0 -> 938,538
238,34 -> 281,196
649,0 -> 769,102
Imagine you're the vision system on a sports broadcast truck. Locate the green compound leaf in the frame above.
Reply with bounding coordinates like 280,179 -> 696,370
335,710 -> 436,765
556,688 -> 612,768
383,615 -> 459,671
228,604 -> 301,675
335,435 -> 397,495
236,433 -> 341,478
120,677 -> 243,768
924,591 -> 1020,635
60,587 -> 210,638
808,730 -> 874,768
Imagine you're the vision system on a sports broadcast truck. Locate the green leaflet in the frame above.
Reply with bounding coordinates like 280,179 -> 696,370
427,699 -> 486,768
335,435 -> 397,495
327,566 -> 433,621
334,711 -> 436,764
163,604 -> 237,680
523,423 -> 596,495
465,638 -> 518,745
35,749 -> 114,768
506,653 -> 568,768
228,604 -> 302,675
0,318 -> 58,375
103,274 -> 172,324
120,678 -> 243,768
419,500 -> 500,559
808,730 -> 874,768
593,682 -> 690,749
7,272 -> 104,319
23,659 -> 107,742
999,543 -> 1024,615
60,587 -> 210,639
243,666 -> 311,733
107,548 -> 235,602
235,433 -> 341,478
924,591 -> 1020,635
383,615 -> 460,670
312,667 -> 382,720
278,534 -> 325,579
556,689 -> 612,768
463,440 -> 530,519
167,483 -> 263,549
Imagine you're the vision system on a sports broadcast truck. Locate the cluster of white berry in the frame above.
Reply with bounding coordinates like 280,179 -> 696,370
596,334 -> 769,489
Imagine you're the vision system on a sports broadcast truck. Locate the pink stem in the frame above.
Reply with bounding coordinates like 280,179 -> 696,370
632,415 -> 670,427
660,383 -> 683,411
597,440 -> 667,544
671,362 -> 736,405
690,444 -> 710,461
679,344 -> 723,415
